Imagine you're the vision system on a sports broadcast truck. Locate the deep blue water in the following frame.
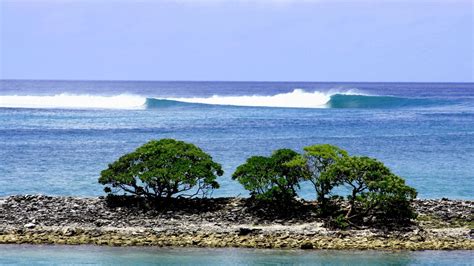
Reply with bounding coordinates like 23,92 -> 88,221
0,80 -> 473,199
1,245 -> 473,265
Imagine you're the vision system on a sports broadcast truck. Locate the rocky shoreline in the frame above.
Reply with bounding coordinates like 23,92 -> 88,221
0,195 -> 473,250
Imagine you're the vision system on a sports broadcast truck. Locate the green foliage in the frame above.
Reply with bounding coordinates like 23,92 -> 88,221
99,139 -> 418,227
287,144 -> 348,209
99,139 -> 223,199
232,149 -> 302,203
323,156 -> 417,223
332,214 -> 349,229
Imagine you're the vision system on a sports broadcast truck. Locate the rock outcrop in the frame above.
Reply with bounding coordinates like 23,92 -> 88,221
0,195 -> 472,249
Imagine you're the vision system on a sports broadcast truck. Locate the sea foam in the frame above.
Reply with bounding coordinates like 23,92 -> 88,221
0,94 -> 147,109
167,89 -> 361,108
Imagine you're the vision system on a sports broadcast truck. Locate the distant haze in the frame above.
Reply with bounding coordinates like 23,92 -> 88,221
0,0 -> 472,82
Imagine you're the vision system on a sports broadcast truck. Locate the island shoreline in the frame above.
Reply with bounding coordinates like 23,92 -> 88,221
1,195 -> 472,250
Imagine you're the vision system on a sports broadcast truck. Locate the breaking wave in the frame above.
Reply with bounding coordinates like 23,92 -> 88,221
0,94 -> 146,110
0,89 -> 445,110
162,89 -> 345,108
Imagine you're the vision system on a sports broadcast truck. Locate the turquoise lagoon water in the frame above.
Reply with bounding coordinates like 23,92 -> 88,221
0,80 -> 473,199
1,245 -> 473,265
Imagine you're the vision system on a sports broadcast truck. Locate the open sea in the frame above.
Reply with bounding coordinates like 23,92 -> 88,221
1,80 -> 473,264
1,80 -> 473,199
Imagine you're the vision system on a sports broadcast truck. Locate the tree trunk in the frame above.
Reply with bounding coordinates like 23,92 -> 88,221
345,189 -> 357,219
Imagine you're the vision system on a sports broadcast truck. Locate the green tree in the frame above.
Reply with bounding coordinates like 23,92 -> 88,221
232,149 -> 302,203
99,139 -> 223,199
323,156 -> 417,222
287,144 -> 348,208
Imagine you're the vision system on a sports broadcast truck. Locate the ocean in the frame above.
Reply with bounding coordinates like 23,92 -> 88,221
1,80 -> 473,264
0,80 -> 473,199
1,245 -> 473,265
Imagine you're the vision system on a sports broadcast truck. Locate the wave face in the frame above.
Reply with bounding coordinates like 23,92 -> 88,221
326,94 -> 442,109
0,89 -> 445,110
0,94 -> 146,109
144,98 -> 202,109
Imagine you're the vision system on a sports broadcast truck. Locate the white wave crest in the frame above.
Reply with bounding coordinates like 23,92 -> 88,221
169,89 -> 360,108
0,89 -> 365,110
0,94 -> 147,109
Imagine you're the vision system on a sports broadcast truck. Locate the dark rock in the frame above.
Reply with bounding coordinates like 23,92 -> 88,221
300,242 -> 314,249
237,228 -> 261,236
63,227 -> 76,236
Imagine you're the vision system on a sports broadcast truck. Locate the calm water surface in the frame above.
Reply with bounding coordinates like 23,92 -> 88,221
1,245 -> 473,265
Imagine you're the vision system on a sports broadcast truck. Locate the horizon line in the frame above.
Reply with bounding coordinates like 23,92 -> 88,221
1,78 -> 473,84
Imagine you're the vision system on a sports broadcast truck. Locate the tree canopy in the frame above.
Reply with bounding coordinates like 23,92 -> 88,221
99,139 -> 417,226
99,139 -> 223,199
287,144 -> 348,208
234,144 -> 417,225
232,149 -> 302,203
323,156 -> 417,222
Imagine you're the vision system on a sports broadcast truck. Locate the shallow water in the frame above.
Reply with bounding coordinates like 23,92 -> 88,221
1,245 -> 473,265
0,80 -> 473,199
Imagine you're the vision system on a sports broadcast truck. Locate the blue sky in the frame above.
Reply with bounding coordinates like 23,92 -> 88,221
0,0 -> 472,82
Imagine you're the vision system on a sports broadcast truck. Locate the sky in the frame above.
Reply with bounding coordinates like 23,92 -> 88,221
0,0 -> 472,82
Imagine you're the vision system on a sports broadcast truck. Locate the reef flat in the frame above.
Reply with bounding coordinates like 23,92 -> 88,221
0,195 -> 472,250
